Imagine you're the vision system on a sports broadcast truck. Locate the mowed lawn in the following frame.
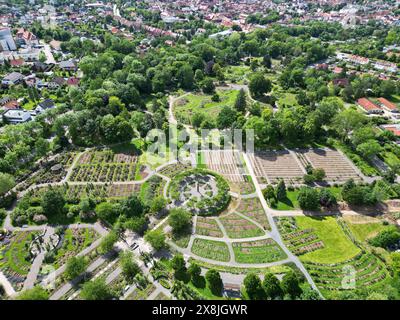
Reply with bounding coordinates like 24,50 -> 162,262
344,216 -> 389,242
295,216 -> 360,264
174,89 -> 239,125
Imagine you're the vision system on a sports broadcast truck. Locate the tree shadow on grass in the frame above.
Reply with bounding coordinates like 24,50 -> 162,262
279,197 -> 294,208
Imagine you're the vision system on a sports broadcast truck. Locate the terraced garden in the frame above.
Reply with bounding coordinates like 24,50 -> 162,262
296,148 -> 363,184
0,231 -> 39,291
232,239 -> 287,264
294,216 -> 361,264
195,217 -> 224,238
191,239 -> 230,262
44,228 -> 99,269
276,217 -> 325,256
304,252 -> 390,296
219,213 -> 264,239
248,150 -> 304,185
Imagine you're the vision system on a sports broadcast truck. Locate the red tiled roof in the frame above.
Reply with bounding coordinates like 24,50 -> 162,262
357,98 -> 381,111
377,97 -> 397,111
384,126 -> 400,137
9,58 -> 24,67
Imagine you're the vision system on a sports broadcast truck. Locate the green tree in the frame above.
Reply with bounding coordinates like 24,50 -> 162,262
144,229 -> 166,251
95,202 -> 115,222
205,269 -> 223,296
234,89 -> 247,113
41,188 -> 65,217
80,278 -> 113,300
17,286 -> 49,300
297,187 -> 320,211
168,208 -> 192,234
0,172 -> 15,195
356,140 -> 382,160
188,262 -> 201,282
263,272 -> 283,299
217,106 -> 237,129
65,256 -> 88,280
249,73 -> 272,97
99,231 -> 119,254
281,271 -> 302,299
120,251 -> 141,280
276,180 -> 287,201
243,273 -> 264,300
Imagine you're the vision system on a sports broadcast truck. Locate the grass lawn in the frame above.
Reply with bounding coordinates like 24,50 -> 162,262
344,216 -> 390,242
188,280 -> 224,300
275,190 -> 300,210
22,100 -> 36,110
174,89 -> 239,125
296,216 -> 360,264
191,239 -> 230,262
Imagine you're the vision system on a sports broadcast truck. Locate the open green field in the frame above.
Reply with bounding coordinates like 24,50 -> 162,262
343,216 -> 390,242
174,89 -> 239,125
223,65 -> 251,83
191,239 -> 230,262
232,239 -> 287,264
296,216 -> 360,264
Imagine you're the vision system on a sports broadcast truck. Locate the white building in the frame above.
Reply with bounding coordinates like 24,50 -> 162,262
3,109 -> 31,124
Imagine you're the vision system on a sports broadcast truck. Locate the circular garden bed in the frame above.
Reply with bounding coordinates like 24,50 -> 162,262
169,168 -> 230,216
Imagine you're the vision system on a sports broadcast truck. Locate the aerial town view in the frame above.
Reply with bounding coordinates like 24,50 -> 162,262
1,0 -> 400,306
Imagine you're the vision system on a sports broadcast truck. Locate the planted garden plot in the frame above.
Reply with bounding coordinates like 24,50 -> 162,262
126,283 -> 157,300
31,183 -> 140,201
303,252 -> 389,295
296,148 -> 362,184
248,150 -> 304,185
219,213 -> 264,239
0,231 -> 39,291
236,198 -> 270,230
202,150 -> 246,183
276,217 -> 325,256
232,239 -> 287,264
44,228 -> 99,269
69,149 -> 140,182
191,239 -> 230,262
195,217 -> 224,238
157,162 -> 192,178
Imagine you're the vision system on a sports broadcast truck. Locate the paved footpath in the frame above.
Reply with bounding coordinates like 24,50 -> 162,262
242,152 -> 324,298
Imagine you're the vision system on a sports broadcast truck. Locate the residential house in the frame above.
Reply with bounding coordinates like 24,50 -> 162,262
59,60 -> 77,71
332,78 -> 349,87
1,72 -> 24,86
35,99 -> 55,114
48,77 -> 66,89
3,109 -> 31,124
357,98 -> 383,115
377,97 -> 399,113
9,58 -> 25,67
67,77 -> 79,86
